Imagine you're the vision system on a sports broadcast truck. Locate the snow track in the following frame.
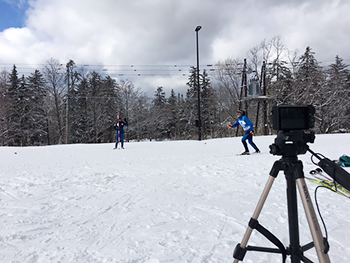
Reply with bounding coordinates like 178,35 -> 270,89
0,135 -> 350,262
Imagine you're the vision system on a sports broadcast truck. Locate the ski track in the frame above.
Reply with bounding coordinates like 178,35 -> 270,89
0,134 -> 349,262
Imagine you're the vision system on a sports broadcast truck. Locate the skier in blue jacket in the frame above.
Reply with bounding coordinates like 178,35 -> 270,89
229,110 -> 260,155
114,117 -> 128,149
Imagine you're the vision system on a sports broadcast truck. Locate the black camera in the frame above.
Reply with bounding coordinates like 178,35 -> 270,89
271,105 -> 315,131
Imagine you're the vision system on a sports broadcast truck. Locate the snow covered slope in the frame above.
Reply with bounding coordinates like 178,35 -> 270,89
0,134 -> 349,262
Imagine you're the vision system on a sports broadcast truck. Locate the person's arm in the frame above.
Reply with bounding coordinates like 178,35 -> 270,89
123,118 -> 128,127
229,120 -> 239,129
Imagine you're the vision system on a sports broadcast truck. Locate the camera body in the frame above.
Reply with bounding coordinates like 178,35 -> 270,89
270,105 -> 315,156
271,105 -> 315,132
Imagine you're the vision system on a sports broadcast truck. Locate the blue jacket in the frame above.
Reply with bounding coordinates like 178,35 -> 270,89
114,120 -> 128,135
231,115 -> 254,133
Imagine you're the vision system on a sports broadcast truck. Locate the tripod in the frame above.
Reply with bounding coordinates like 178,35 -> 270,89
233,132 -> 331,263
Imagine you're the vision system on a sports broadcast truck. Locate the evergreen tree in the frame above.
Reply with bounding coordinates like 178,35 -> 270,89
0,70 -> 9,145
73,77 -> 89,143
6,65 -> 21,145
185,68 -> 217,139
87,71 -> 103,143
292,47 -> 326,132
26,70 -> 47,145
324,56 -> 350,132
177,93 -> 187,139
131,94 -> 150,141
200,70 -> 216,139
268,59 -> 293,104
167,89 -> 179,139
65,60 -> 80,144
153,86 -> 166,107
151,86 -> 167,140
17,75 -> 28,145
102,76 -> 119,142
185,68 -> 198,139
293,46 -> 325,105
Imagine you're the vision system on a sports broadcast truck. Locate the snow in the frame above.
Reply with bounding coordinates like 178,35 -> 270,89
1,134 -> 350,263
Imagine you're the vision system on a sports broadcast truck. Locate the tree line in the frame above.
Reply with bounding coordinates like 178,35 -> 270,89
1,37 -> 349,146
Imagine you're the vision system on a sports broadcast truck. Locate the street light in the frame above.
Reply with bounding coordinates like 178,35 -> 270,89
195,25 -> 202,141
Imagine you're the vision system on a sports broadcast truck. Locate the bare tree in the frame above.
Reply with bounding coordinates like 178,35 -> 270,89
213,58 -> 242,117
117,80 -> 145,141
247,37 -> 276,73
43,58 -> 66,144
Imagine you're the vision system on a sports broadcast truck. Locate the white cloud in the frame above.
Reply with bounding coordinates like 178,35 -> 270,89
1,0 -> 350,95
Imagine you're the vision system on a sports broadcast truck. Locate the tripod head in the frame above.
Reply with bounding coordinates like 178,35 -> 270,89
269,130 -> 315,157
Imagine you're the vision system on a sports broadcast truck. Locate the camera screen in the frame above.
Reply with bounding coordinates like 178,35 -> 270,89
279,107 -> 308,130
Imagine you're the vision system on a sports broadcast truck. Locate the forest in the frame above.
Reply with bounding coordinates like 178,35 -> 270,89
1,37 -> 349,146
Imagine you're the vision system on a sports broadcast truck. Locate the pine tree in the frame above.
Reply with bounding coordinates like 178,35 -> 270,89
293,46 -> 325,105
65,60 -> 80,144
268,59 -> 293,104
88,71 -> 103,143
27,70 -> 47,145
200,70 -> 216,139
73,77 -> 89,142
151,86 -> 167,140
167,89 -> 179,139
131,94 -> 150,141
102,76 -> 119,142
6,65 -> 21,145
185,68 -> 199,138
17,74 -> 30,145
0,70 -> 9,145
324,56 -> 350,132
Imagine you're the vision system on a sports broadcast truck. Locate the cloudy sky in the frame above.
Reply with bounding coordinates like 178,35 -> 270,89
1,0 -> 349,95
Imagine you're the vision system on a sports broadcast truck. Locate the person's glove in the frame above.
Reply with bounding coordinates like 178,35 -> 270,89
229,124 -> 233,129
124,118 -> 127,123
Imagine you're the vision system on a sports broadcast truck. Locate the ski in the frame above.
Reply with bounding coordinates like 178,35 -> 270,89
236,151 -> 261,156
113,147 -> 124,150
306,168 -> 350,199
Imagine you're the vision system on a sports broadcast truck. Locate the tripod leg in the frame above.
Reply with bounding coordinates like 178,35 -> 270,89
285,168 -> 301,263
296,178 -> 331,263
233,175 -> 276,263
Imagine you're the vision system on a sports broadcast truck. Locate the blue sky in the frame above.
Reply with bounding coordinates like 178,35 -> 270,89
0,0 -> 29,30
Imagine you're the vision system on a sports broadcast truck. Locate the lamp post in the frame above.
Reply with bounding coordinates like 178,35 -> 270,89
195,25 -> 202,141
